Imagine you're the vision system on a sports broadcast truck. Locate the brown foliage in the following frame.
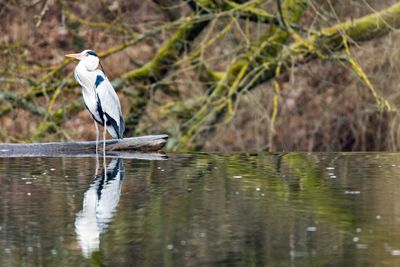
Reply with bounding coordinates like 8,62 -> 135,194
1,0 -> 400,151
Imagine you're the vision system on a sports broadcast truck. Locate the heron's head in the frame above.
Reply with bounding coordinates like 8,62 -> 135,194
65,50 -> 99,71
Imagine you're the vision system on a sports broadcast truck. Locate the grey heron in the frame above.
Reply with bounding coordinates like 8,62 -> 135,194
66,50 -> 124,153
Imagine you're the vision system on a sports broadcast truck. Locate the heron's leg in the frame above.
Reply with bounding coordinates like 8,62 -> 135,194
94,120 -> 99,152
102,118 -> 106,153
94,120 -> 99,176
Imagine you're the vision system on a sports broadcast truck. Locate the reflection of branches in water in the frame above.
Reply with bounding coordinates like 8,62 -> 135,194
130,153 -> 356,266
75,158 -> 125,257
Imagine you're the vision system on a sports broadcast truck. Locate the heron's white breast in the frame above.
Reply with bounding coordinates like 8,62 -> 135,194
75,62 -> 102,122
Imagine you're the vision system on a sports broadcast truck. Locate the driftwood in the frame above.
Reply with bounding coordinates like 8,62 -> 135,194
0,135 -> 168,157
0,151 -> 168,160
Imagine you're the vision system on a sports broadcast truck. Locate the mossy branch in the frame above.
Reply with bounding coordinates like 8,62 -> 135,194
342,36 -> 392,111
63,7 -> 131,35
117,2 -> 211,135
178,0 -> 308,149
120,16 -> 210,83
222,0 -> 277,24
177,1 -> 400,150
243,1 -> 400,93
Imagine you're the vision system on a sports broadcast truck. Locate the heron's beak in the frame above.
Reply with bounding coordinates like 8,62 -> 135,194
65,53 -> 82,60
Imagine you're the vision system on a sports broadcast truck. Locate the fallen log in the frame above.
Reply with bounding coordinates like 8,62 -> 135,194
0,135 -> 168,156
0,151 -> 168,160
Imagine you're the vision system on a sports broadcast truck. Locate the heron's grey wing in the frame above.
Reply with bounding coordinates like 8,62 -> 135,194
96,76 -> 124,138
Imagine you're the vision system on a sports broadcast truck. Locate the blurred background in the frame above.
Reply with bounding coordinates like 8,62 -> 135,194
1,0 -> 400,152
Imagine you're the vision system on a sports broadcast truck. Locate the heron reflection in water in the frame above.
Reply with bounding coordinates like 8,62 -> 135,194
75,157 -> 125,257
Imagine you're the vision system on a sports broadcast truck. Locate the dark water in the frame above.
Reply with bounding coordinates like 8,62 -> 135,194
1,153 -> 400,266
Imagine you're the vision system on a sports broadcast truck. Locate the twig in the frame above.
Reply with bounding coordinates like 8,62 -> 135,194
35,0 -> 49,27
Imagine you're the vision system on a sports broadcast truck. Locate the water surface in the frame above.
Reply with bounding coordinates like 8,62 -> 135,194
1,153 -> 400,266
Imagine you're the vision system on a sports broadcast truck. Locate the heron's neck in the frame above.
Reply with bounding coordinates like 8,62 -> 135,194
76,61 -> 94,75
75,62 -> 98,93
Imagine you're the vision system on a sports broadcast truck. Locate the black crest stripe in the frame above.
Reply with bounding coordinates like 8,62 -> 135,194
87,50 -> 97,56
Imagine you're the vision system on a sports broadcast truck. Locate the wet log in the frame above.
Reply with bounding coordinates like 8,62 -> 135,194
0,135 -> 168,156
